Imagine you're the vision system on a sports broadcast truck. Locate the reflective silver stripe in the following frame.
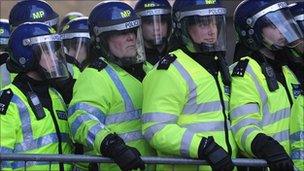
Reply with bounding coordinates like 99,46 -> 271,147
105,66 -> 134,111
0,161 -> 11,169
173,60 -> 224,115
262,107 -> 290,126
118,130 -> 144,143
44,17 -> 59,27
291,150 -> 304,160
230,103 -> 260,119
14,133 -> 70,152
23,34 -> 61,46
0,64 -> 11,87
67,63 -> 74,77
231,118 -> 260,134
11,95 -> 33,142
183,101 -> 223,114
176,8 -> 226,21
12,161 -> 52,169
141,112 -> 178,123
137,9 -> 171,16
70,114 -> 102,136
180,130 -> 195,158
61,32 -> 90,40
0,37 -> 9,45
290,131 -> 304,142
94,19 -> 141,35
105,109 -> 141,125
273,129 -> 289,143
68,102 -> 106,122
86,123 -> 105,148
144,123 -> 168,141
248,2 -> 288,28
183,121 -> 225,132
0,147 -> 13,153
294,14 -> 304,21
241,127 -> 260,147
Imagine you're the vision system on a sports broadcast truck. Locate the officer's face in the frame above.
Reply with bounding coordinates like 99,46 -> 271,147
262,25 -> 287,47
108,31 -> 137,58
187,20 -> 218,44
39,50 -> 59,72
67,44 -> 88,63
142,18 -> 168,47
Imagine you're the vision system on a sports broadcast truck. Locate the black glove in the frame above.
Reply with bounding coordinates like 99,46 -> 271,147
198,136 -> 234,171
100,133 -> 145,171
252,133 -> 294,171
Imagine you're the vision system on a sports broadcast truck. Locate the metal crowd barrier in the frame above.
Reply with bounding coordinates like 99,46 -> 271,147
0,154 -> 268,170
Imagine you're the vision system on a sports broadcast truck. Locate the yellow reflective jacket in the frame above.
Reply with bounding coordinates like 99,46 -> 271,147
68,59 -> 155,171
229,57 -> 300,157
142,49 -> 237,171
0,84 -> 73,171
290,94 -> 304,171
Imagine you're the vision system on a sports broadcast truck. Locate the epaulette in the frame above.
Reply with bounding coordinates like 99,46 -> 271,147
89,58 -> 108,71
157,54 -> 177,70
0,89 -> 13,115
231,59 -> 249,77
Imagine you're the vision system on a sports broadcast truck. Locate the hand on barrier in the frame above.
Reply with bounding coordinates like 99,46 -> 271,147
198,136 -> 234,171
252,133 -> 294,171
100,133 -> 145,171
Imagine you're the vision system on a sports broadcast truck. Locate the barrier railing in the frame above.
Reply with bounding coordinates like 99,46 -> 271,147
0,154 -> 268,170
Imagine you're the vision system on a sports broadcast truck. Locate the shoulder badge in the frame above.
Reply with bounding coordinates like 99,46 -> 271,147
157,54 -> 177,70
0,89 -> 13,115
232,59 -> 249,77
89,58 -> 107,71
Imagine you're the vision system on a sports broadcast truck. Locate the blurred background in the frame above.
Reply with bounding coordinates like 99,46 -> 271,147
0,0 -> 298,64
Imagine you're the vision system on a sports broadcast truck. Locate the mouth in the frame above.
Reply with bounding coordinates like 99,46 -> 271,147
204,38 -> 216,43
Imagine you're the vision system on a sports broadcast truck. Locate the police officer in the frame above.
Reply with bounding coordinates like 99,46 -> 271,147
142,0 -> 236,170
59,12 -> 84,33
230,0 -> 302,170
9,0 -> 59,31
0,22 -> 73,170
67,1 -> 155,171
61,17 -> 90,77
135,0 -> 172,66
0,19 -> 17,90
9,0 -> 79,104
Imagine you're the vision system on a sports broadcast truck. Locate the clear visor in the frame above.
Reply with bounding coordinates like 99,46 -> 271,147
32,41 -> 69,79
141,15 -> 171,46
184,15 -> 226,52
256,9 -> 303,50
63,37 -> 90,64
104,27 -> 146,66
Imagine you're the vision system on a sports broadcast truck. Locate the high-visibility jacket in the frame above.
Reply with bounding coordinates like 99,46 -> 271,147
290,95 -> 304,171
142,49 -> 237,171
0,64 -> 16,90
229,57 -> 300,157
67,58 -> 155,171
67,63 -> 81,80
0,85 -> 73,171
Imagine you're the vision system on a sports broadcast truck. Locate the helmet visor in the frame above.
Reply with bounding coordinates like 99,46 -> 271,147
256,9 -> 303,50
184,15 -> 226,52
141,15 -> 171,46
105,27 -> 146,66
33,41 -> 69,79
63,35 -> 90,64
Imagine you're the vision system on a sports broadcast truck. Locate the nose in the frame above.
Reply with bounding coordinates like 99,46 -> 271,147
126,32 -> 135,41
207,25 -> 217,35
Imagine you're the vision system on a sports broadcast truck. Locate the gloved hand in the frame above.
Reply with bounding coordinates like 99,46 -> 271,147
100,133 -> 145,171
252,133 -> 294,171
198,136 -> 234,171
